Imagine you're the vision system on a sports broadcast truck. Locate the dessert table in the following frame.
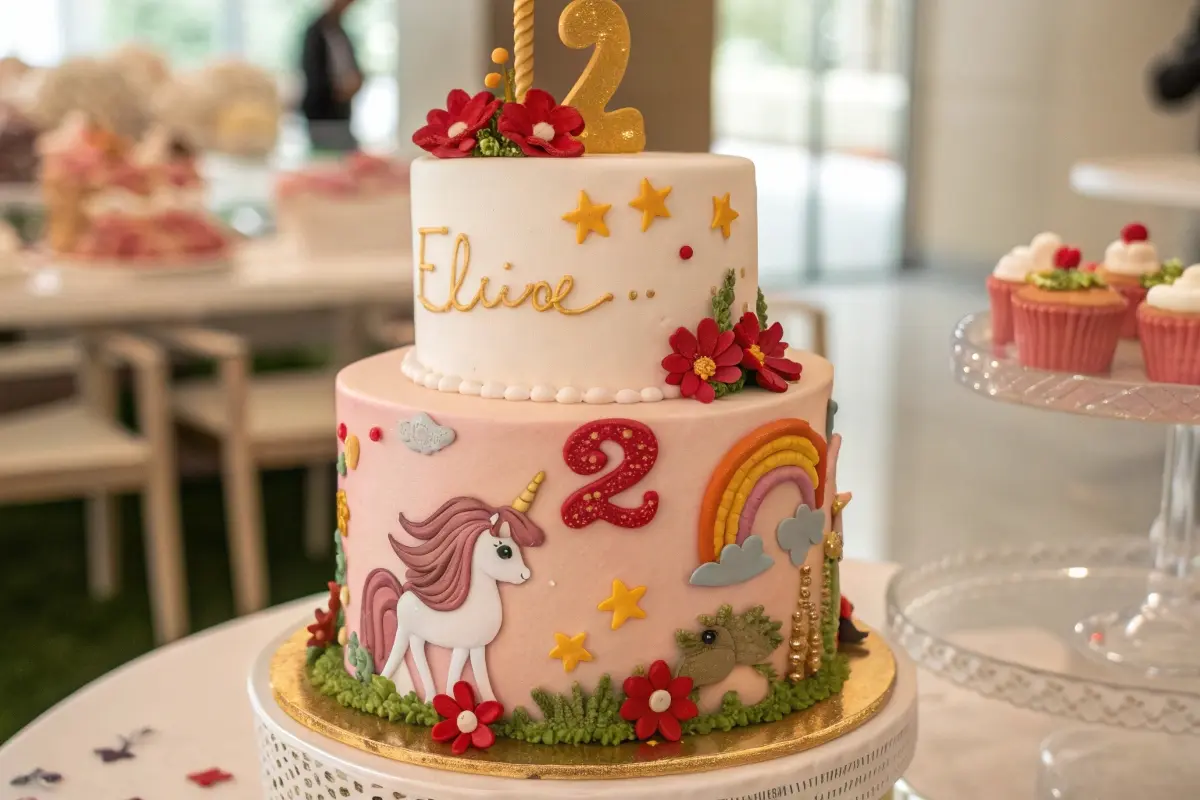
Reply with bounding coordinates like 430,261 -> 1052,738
0,240 -> 413,331
0,560 -> 930,799
1070,155 -> 1200,208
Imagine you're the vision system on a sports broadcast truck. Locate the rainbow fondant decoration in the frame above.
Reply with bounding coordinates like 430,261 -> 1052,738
698,419 -> 827,563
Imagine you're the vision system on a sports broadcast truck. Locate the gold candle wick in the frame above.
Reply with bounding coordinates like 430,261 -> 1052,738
514,0 -> 535,102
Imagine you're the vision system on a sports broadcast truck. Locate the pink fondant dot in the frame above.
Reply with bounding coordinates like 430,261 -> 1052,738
679,245 -> 694,260
337,423 -> 347,441
369,426 -> 383,442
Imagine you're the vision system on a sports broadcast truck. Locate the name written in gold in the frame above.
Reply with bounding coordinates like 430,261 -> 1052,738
418,227 -> 614,316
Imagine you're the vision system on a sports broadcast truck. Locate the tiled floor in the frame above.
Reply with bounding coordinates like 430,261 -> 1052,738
774,278 -> 1165,566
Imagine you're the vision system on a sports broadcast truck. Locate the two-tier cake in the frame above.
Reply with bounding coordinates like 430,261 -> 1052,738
255,3 -> 911,796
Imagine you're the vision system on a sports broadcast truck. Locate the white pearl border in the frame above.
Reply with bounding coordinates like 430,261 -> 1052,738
400,349 -> 680,405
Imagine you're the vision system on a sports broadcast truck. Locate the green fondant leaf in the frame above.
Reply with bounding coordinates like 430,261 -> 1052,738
756,287 -> 769,329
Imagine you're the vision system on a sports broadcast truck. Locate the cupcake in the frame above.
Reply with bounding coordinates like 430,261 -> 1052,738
1098,222 -> 1159,339
988,231 -> 1061,346
1012,245 -> 1128,375
1138,265 -> 1200,385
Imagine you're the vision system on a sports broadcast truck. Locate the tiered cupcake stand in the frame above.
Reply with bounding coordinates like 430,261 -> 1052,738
889,311 -> 1200,798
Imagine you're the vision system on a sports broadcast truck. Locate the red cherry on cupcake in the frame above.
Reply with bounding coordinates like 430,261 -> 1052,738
1053,245 -> 1082,270
1121,222 -> 1149,243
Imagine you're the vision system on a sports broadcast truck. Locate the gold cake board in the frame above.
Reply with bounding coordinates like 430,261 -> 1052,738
269,622 -> 896,780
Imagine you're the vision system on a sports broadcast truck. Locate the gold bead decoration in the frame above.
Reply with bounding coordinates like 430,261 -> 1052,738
790,638 -> 804,650
789,652 -> 803,665
799,588 -> 811,600
646,289 -> 656,298
792,611 -> 804,622
788,671 -> 803,683
628,290 -> 638,300
800,565 -> 812,575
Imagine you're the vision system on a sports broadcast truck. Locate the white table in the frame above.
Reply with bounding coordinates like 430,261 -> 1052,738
1070,155 -> 1200,209
0,561 -> 925,799
0,239 -> 413,331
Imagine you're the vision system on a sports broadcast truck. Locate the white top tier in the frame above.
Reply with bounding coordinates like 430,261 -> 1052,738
406,153 -> 759,403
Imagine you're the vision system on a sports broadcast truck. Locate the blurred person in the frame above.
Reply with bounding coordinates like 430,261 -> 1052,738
301,0 -> 363,152
1153,6 -> 1200,106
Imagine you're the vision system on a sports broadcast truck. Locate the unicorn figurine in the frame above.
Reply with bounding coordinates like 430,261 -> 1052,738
361,472 -> 547,701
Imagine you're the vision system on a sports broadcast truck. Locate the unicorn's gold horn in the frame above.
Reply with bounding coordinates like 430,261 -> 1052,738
512,471 -> 545,513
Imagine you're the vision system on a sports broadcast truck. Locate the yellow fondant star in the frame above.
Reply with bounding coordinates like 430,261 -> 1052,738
563,190 -> 611,244
597,579 -> 647,630
629,178 -> 672,232
549,632 -> 593,673
711,192 -> 740,239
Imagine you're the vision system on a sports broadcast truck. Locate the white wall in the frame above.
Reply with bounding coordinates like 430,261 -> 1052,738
396,0 -> 490,159
909,0 -> 1197,268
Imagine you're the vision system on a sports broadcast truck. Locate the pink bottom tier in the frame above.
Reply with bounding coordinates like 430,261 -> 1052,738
335,347 -> 839,715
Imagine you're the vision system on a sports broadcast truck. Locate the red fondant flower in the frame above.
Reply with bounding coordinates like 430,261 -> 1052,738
497,89 -> 585,157
305,581 -> 341,648
432,681 -> 503,754
662,317 -> 743,404
732,311 -> 802,392
620,660 -> 698,742
413,89 -> 501,159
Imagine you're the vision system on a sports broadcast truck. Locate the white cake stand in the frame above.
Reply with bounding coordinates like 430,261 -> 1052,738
886,312 -> 1200,798
248,625 -> 918,800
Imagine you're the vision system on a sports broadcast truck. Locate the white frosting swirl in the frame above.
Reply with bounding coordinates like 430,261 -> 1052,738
992,245 -> 1036,281
1029,232 -> 1063,272
1147,265 -> 1200,313
1105,239 -> 1160,276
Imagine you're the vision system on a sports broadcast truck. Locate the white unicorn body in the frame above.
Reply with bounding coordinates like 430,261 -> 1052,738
380,522 -> 531,701
362,473 -> 546,703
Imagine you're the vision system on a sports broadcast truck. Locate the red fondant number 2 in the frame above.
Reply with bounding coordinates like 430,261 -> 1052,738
561,419 -> 659,529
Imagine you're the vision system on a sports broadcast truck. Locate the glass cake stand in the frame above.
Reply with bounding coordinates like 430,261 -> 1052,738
886,312 -> 1200,797
950,311 -> 1200,676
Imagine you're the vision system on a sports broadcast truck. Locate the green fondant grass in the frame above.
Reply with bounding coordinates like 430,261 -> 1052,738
307,648 -> 852,746
309,645 -> 439,726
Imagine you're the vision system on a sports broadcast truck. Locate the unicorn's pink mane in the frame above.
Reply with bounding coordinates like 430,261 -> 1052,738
389,496 -> 545,612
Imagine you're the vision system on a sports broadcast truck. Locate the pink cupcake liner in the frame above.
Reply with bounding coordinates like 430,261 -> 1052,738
1111,282 -> 1147,339
1012,295 -> 1127,375
987,275 -> 1023,347
1138,306 -> 1200,385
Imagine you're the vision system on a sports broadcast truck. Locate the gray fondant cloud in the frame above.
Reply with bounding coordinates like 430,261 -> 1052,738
397,412 -> 456,455
776,504 -> 825,566
689,535 -> 775,587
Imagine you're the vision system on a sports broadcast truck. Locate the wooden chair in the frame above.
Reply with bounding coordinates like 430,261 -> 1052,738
0,335 -> 189,643
156,319 -> 413,616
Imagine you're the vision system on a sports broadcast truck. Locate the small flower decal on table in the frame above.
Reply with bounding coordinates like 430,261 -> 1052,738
186,767 -> 234,787
498,89 -> 585,157
9,767 -> 62,788
662,317 -> 743,404
94,727 -> 154,763
432,681 -> 504,754
413,89 -> 502,159
733,311 -> 802,392
620,660 -> 698,741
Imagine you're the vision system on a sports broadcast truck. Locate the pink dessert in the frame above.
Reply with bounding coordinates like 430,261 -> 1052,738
275,151 -> 411,259
1098,222 -> 1158,339
39,117 -> 232,267
1012,247 -> 1128,375
988,232 -> 1061,346
1139,265 -> 1200,385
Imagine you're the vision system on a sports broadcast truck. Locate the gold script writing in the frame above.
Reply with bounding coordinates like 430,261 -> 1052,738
417,227 -> 614,316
